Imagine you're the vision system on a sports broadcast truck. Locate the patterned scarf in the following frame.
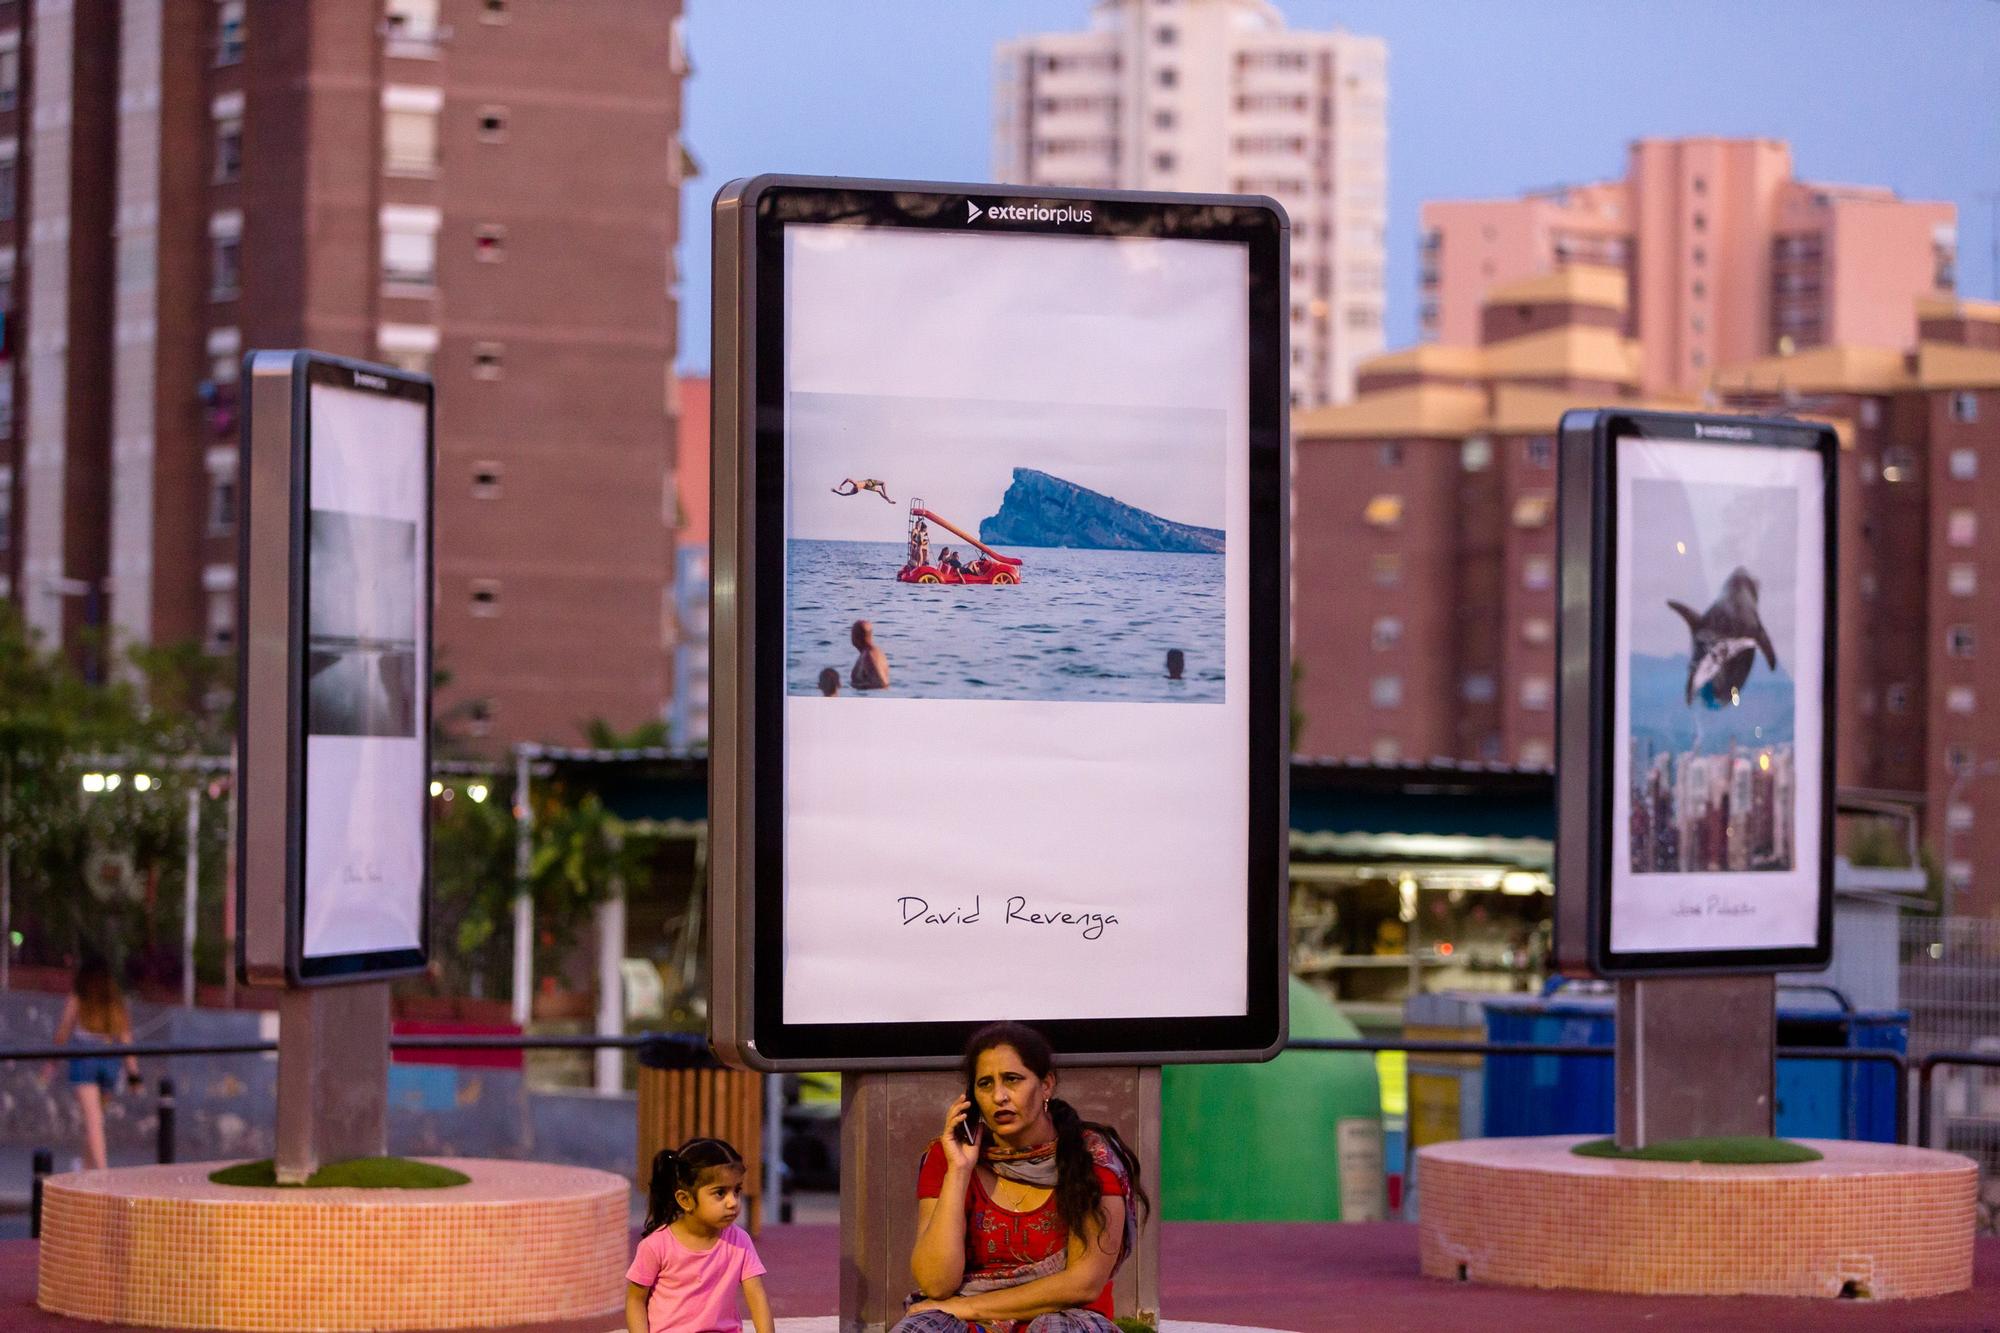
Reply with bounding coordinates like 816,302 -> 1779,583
948,1128 -> 1137,1299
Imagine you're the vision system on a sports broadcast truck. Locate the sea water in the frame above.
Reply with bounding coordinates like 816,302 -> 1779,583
786,539 -> 1226,703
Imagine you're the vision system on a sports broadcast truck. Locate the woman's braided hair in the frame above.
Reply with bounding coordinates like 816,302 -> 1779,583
961,1021 -> 1150,1252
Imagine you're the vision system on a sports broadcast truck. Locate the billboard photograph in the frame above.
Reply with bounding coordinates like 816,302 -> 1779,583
1608,432 -> 1827,959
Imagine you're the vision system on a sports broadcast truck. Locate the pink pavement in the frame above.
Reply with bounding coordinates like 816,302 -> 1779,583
5,1225 -> 1997,1332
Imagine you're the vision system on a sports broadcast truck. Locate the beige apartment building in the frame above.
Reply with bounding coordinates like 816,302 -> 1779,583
0,0 -> 690,749
993,0 -> 1387,405
1420,137 -> 1956,396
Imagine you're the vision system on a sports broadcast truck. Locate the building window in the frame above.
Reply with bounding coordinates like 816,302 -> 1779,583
1156,67 -> 1178,89
377,322 -> 438,375
1461,437 -> 1492,471
216,0 -> 245,65
205,578 -> 236,653
1378,442 -> 1404,468
468,698 -> 494,738
1154,24 -> 1177,44
214,114 -> 243,184
385,0 -> 441,53
0,34 -> 19,113
1949,509 -> 1977,547
1951,448 -> 1977,480
0,144 -> 16,225
1521,677 -> 1552,711
1522,555 -> 1553,591
207,327 -> 241,386
1948,802 -> 1975,833
1520,740 -> 1552,768
1949,563 -> 1977,596
1371,616 -> 1401,651
1886,683 -> 1910,714
0,377 -> 12,438
383,87 -> 442,175
1152,151 -> 1176,173
470,579 -> 502,617
1370,675 -> 1402,709
1948,744 -> 1974,774
210,212 -> 243,299
1947,686 -> 1976,714
0,464 -> 11,551
1370,737 -> 1402,764
1512,493 -> 1553,528
1692,212 -> 1707,232
475,224 -> 506,262
1860,399 -> 1881,428
472,461 -> 503,499
477,105 -> 509,142
1153,109 -> 1174,130
1952,391 -> 1979,424
1370,554 -> 1401,587
1461,673 -> 1495,703
1526,437 -> 1554,468
1948,625 -> 1976,657
481,0 -> 509,22
381,205 -> 442,288
1882,446 -> 1916,482
473,342 -> 505,379
1522,617 -> 1552,645
1363,494 -> 1403,528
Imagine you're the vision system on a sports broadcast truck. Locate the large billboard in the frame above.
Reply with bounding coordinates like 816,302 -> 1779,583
711,178 -> 1289,1069
1556,409 -> 1836,975
239,352 -> 434,986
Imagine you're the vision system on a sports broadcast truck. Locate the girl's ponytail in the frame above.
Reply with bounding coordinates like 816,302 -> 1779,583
642,1148 -> 683,1236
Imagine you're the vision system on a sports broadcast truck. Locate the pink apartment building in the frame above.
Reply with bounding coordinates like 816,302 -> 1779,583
1420,138 -> 1957,395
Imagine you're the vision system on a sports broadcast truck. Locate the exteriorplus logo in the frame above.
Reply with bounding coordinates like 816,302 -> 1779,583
966,199 -> 1093,226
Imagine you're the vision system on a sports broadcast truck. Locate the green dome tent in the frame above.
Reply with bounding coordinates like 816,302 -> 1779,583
1158,977 -> 1383,1220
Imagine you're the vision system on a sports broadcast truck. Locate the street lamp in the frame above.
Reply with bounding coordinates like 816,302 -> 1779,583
1944,756 -> 2000,918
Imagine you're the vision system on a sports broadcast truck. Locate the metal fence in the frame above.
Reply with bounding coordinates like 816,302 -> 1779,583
1902,915 -> 2000,1233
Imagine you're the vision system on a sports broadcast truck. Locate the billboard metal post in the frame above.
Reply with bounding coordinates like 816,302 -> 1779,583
1557,409 -> 1837,1147
183,785 -> 200,1008
239,350 -> 435,1179
512,742 -> 534,1029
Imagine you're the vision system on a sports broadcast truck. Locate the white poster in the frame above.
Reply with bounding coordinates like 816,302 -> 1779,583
781,224 -> 1251,1025
1609,436 -> 1825,955
301,384 -> 428,961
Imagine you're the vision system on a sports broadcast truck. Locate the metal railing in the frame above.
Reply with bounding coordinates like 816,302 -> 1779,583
16,1031 -> 1994,1236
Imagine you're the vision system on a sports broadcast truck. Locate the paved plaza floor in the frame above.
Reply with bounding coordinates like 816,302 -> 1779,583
4,1223 -> 1996,1331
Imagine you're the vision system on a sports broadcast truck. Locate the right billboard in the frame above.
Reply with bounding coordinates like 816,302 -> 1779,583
1556,410 -> 1837,976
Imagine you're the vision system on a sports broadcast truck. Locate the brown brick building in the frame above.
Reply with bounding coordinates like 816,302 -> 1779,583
1294,278 -> 2000,916
0,0 -> 690,748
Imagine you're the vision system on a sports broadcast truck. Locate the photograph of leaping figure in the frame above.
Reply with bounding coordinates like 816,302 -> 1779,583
1625,478 -> 1800,874
832,477 -> 897,504
1668,567 -> 1778,708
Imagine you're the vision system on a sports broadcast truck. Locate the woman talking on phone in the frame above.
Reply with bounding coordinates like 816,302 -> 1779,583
896,1021 -> 1149,1333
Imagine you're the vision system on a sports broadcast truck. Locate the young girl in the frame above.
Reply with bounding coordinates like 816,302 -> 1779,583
43,956 -> 141,1171
626,1137 -> 774,1333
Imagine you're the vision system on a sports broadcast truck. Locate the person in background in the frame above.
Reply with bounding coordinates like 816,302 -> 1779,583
851,620 -> 891,691
1165,649 -> 1185,681
818,668 -> 841,697
43,954 -> 142,1171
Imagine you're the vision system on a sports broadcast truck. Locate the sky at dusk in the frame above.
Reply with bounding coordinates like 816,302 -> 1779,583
675,0 -> 1999,371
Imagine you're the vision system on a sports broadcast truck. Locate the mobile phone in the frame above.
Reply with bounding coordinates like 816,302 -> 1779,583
957,1090 -> 980,1144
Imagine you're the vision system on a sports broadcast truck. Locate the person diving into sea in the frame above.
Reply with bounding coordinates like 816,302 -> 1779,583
832,478 -> 896,503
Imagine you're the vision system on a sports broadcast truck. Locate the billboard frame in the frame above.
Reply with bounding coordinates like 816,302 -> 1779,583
237,349 -> 436,988
710,174 -> 1290,1071
1555,407 -> 1838,978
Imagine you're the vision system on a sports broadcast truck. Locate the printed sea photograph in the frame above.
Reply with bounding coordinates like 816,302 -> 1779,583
785,392 -> 1227,704
1625,474 -> 1800,875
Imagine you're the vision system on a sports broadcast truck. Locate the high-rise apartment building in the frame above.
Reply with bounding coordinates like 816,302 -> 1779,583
0,0 -> 690,749
1293,281 -> 2000,917
993,0 -> 1387,405
1420,138 -> 1956,396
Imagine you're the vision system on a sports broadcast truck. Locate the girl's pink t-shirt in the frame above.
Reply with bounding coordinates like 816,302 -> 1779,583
627,1224 -> 766,1333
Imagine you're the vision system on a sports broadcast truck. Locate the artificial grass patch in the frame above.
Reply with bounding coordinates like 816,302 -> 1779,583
1572,1135 -> 1823,1164
208,1157 -> 470,1189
